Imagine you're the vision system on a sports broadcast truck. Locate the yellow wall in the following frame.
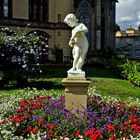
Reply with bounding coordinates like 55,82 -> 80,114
116,31 -> 121,37
46,30 -> 71,60
126,30 -> 135,34
49,0 -> 55,22
13,0 -> 29,19
9,0 -> 72,61
49,0 -> 73,22
48,0 -> 73,60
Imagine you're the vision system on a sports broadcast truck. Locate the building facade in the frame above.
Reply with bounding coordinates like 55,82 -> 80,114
116,28 -> 140,59
0,0 -> 117,62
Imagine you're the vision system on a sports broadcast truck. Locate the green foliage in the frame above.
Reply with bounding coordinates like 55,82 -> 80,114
110,55 -> 140,86
110,55 -> 127,74
115,23 -> 121,31
0,27 -> 48,75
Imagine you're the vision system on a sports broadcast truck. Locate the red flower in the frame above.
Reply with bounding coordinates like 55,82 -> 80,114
47,131 -> 54,137
131,118 -> 137,123
135,126 -> 140,134
49,124 -> 54,129
130,114 -> 137,123
32,127 -> 38,134
46,96 -> 51,99
32,102 -> 40,109
85,128 -> 95,136
90,130 -> 102,140
19,99 -> 28,108
90,133 -> 98,140
26,126 -> 32,133
124,121 -> 129,125
119,101 -> 125,106
119,126 -> 125,131
109,133 -> 116,140
75,131 -> 81,137
107,124 -> 114,132
132,124 -> 140,134
11,117 -> 22,123
21,116 -> 28,120
96,130 -> 102,138
36,96 -> 44,102
0,120 -> 7,125
38,119 -> 44,126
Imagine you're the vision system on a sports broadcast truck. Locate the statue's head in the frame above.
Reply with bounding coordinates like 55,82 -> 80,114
64,13 -> 78,27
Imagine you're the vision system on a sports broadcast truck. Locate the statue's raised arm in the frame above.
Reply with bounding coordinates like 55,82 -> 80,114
64,13 -> 89,73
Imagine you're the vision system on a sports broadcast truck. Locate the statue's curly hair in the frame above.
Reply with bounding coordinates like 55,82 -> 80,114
64,13 -> 78,23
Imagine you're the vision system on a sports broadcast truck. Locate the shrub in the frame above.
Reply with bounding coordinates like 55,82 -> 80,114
0,27 -> 48,76
110,55 -> 140,86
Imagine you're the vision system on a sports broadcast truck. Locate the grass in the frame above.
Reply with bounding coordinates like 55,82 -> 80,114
92,78 -> 140,100
0,65 -> 140,101
85,66 -> 140,101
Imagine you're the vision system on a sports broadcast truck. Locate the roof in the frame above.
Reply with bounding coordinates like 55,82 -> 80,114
126,28 -> 135,31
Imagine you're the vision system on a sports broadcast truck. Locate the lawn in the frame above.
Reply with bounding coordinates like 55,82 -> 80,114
0,65 -> 140,101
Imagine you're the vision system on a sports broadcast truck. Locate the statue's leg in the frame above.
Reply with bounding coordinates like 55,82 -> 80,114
76,50 -> 87,70
72,46 -> 80,70
76,55 -> 85,70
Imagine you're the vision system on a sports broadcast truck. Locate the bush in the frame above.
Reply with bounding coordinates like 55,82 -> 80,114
110,55 -> 140,86
0,27 -> 48,76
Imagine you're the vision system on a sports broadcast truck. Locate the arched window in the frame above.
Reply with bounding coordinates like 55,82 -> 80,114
76,1 -> 93,45
29,0 -> 48,23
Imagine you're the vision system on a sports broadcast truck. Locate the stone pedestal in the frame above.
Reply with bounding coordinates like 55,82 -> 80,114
62,70 -> 90,115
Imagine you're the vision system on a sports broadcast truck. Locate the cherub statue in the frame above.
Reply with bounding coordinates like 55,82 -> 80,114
64,13 -> 89,72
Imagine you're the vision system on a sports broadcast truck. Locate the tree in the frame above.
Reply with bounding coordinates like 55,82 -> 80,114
115,23 -> 121,32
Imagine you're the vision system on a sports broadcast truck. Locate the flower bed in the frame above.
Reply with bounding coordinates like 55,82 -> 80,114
0,89 -> 140,140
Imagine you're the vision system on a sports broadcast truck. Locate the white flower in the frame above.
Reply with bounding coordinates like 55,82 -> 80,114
64,138 -> 70,140
22,64 -> 27,68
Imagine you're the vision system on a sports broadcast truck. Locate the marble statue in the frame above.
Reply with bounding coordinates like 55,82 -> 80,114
64,13 -> 89,73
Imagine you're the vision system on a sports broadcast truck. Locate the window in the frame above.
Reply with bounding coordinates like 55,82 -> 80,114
3,0 -> 8,17
29,0 -> 48,23
0,0 -> 12,18
76,1 -> 92,44
57,31 -> 61,36
58,14 -> 61,22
